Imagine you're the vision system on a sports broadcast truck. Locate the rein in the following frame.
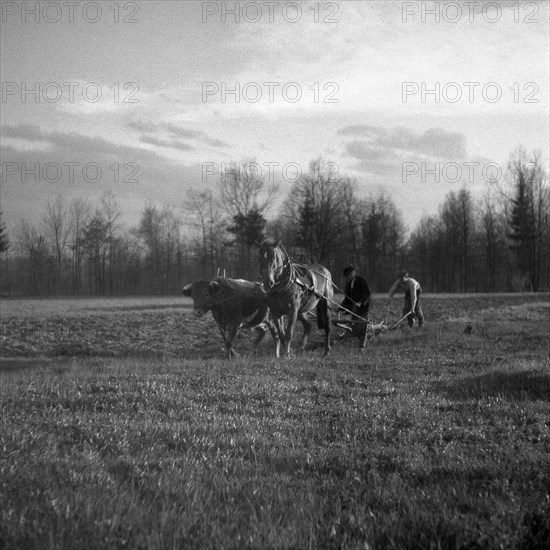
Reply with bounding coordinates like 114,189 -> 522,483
289,258 -> 369,323
263,244 -> 369,324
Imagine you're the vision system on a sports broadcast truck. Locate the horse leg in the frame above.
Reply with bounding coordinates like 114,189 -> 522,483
297,312 -> 312,354
321,298 -> 331,356
284,303 -> 299,357
212,311 -> 228,356
273,317 -> 285,358
216,325 -> 230,358
266,320 -> 281,357
225,324 -> 239,359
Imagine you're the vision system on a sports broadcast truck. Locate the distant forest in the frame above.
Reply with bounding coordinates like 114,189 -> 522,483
1,148 -> 548,296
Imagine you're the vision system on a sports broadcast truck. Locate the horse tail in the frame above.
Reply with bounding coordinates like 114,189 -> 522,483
316,267 -> 333,329
323,267 -> 334,301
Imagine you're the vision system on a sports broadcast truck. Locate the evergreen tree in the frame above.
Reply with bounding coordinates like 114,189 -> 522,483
508,158 -> 537,290
0,211 -> 9,253
227,208 -> 267,248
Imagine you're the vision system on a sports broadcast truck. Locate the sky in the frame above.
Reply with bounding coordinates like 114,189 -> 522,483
1,0 -> 549,234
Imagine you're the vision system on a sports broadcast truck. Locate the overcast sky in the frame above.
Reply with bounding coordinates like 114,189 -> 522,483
1,0 -> 548,232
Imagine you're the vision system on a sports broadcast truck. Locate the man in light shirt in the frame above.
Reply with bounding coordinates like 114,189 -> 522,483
388,271 -> 424,327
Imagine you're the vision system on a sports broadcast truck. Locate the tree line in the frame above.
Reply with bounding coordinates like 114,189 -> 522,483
0,148 -> 548,296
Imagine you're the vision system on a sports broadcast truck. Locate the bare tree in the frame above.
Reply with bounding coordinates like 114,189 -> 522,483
219,160 -> 278,219
136,204 -> 185,293
42,195 -> 72,292
82,212 -> 109,294
361,192 -> 407,289
458,189 -> 475,291
341,179 -> 362,268
0,211 -> 10,294
478,192 -> 509,291
218,161 -> 279,276
184,188 -> 223,277
16,220 -> 51,294
101,192 -> 123,294
437,190 -> 475,291
407,215 -> 448,291
70,198 -> 91,294
280,159 -> 351,264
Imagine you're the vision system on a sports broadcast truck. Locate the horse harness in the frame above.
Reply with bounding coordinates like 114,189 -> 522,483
271,258 -> 324,307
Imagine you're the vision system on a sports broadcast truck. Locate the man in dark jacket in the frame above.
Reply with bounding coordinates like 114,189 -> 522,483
339,265 -> 372,342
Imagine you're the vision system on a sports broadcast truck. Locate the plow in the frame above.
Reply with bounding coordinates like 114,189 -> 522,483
279,256 -> 416,348
331,310 -> 414,346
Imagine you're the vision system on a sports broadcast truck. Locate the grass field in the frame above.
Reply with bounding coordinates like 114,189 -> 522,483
1,294 -> 549,549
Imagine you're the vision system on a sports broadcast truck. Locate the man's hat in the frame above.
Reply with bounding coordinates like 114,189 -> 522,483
398,271 -> 408,278
343,265 -> 355,277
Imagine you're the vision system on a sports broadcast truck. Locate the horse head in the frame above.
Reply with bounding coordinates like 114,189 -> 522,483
259,240 -> 285,290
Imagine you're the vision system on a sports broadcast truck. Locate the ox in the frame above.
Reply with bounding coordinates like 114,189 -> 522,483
182,277 -> 279,358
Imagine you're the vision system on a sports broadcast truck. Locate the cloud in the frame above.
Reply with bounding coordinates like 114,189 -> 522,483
2,124 -> 46,141
338,125 -> 467,160
139,135 -> 194,151
336,124 -> 489,231
2,123 -> 157,159
331,123 -> 504,232
161,124 -> 201,140
343,141 -> 396,175
127,121 -> 158,134
0,123 -> 205,230
48,80 -> 145,116
127,120 -> 229,150
345,141 -> 390,161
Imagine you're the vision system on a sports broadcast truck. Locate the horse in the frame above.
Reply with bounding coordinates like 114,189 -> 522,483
259,241 -> 333,357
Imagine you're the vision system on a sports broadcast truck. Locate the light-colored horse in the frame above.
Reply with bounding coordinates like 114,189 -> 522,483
259,241 -> 333,357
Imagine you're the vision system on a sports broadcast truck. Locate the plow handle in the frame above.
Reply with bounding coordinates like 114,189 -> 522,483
388,311 -> 414,330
